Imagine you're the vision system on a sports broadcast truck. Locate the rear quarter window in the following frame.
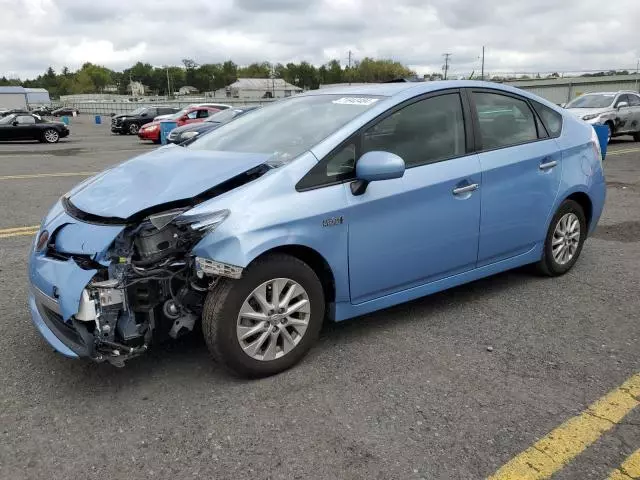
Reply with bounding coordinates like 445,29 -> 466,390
532,101 -> 563,138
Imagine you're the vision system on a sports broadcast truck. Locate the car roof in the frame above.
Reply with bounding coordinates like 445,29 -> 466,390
300,80 -> 552,99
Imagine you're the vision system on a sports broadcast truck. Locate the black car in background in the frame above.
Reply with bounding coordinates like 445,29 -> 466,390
31,106 -> 54,116
0,113 -> 69,143
167,106 -> 260,144
111,106 -> 180,135
52,107 -> 79,116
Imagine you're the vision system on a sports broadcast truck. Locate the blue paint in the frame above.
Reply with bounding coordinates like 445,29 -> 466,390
94,115 -> 101,125
355,151 -> 405,181
61,116 -> 69,125
28,81 -> 608,359
160,120 -> 178,145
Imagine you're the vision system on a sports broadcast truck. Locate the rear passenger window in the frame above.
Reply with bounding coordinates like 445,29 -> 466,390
531,100 -> 563,138
362,93 -> 466,168
473,92 -> 538,150
627,95 -> 640,107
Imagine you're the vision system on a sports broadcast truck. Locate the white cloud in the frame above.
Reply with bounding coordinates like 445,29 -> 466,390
0,0 -> 638,79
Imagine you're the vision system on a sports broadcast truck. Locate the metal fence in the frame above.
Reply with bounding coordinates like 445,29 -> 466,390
62,98 -> 275,115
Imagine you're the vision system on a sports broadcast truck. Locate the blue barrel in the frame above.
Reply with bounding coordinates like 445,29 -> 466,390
61,116 -> 69,125
160,121 -> 178,145
94,115 -> 102,125
592,124 -> 608,160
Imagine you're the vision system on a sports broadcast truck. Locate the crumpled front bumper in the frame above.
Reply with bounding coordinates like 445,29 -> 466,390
28,205 -> 125,359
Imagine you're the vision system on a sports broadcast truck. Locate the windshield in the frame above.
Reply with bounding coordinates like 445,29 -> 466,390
566,94 -> 616,109
169,108 -> 189,120
0,114 -> 16,124
189,95 -> 383,162
204,108 -> 242,124
129,107 -> 148,115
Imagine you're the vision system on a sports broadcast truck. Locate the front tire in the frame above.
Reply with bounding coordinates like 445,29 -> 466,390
605,122 -> 613,144
633,132 -> 640,142
202,254 -> 325,377
128,123 -> 139,135
536,199 -> 587,276
42,128 -> 59,144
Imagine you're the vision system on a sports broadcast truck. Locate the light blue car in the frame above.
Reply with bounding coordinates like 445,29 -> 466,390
28,81 -> 606,377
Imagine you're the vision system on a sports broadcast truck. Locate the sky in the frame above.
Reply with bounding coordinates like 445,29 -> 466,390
2,0 -> 639,79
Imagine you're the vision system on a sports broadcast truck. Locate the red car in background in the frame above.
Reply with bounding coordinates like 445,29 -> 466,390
138,106 -> 221,143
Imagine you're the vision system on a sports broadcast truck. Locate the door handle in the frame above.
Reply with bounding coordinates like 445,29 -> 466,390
539,160 -> 558,170
452,183 -> 479,195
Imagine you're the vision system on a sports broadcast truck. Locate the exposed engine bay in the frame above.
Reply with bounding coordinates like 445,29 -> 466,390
73,217 -> 219,366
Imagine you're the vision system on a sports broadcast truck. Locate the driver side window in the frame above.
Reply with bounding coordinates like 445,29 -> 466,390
16,115 -> 35,124
187,111 -> 198,119
615,95 -> 630,107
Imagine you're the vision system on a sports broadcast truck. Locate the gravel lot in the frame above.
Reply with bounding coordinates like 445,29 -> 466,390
0,118 -> 638,479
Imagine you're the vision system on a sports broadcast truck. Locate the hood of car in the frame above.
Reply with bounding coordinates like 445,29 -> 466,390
565,107 -> 610,118
66,147 -> 271,220
140,120 -> 161,130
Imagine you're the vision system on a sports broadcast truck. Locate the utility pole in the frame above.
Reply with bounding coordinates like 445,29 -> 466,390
481,46 -> 485,81
166,67 -> 170,98
348,50 -> 352,85
442,53 -> 452,80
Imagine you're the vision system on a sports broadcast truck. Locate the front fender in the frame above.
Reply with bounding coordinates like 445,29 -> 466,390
192,225 -> 350,303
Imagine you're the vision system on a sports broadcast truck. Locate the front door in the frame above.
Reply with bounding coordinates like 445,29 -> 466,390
13,115 -> 38,140
469,90 -> 562,266
346,92 -> 482,304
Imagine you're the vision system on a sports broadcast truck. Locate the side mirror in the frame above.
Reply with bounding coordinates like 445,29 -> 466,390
181,116 -> 189,121
351,151 -> 405,196
140,112 -> 148,117
12,121 -> 18,126
617,101 -> 628,110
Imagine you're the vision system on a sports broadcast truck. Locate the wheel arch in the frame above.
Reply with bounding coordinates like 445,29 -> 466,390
564,191 -> 593,230
249,244 -> 337,309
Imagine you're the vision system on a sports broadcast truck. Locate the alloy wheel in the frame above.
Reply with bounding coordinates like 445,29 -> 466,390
552,213 -> 581,265
129,123 -> 139,134
43,129 -> 59,143
236,278 -> 310,361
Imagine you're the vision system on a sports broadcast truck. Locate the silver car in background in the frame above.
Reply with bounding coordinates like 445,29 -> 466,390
565,91 -> 640,142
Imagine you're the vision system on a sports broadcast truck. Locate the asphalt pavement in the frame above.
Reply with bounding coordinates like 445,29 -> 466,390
0,117 -> 639,480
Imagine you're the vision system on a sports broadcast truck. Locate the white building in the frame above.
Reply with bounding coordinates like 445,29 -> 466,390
0,86 -> 51,109
127,81 -> 145,97
218,78 -> 303,99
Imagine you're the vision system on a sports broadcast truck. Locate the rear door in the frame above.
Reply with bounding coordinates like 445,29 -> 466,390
469,89 -> 562,267
626,93 -> 640,134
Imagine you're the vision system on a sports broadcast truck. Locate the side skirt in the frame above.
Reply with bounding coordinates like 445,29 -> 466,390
334,243 -> 543,322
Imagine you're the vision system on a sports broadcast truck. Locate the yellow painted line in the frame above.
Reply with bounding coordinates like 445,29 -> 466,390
607,449 -> 640,480
0,171 -> 97,181
488,373 -> 640,480
0,225 -> 40,239
608,148 -> 640,156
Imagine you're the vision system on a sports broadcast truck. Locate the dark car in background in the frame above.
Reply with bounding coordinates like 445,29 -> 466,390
31,106 -> 54,116
167,106 -> 260,144
0,113 -> 69,143
111,106 -> 180,135
52,107 -> 79,117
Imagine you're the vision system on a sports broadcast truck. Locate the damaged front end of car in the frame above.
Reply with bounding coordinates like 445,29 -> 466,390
30,203 -> 239,367
28,149 -> 272,367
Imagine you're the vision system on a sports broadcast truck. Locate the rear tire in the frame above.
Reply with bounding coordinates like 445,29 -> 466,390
633,132 -> 640,142
535,199 -> 587,276
202,254 -> 325,378
42,128 -> 59,144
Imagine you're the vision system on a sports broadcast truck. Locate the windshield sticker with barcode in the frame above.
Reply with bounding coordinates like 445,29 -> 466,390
332,97 -> 379,106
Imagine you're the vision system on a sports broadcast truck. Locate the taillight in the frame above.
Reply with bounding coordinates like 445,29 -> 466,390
35,230 -> 49,251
